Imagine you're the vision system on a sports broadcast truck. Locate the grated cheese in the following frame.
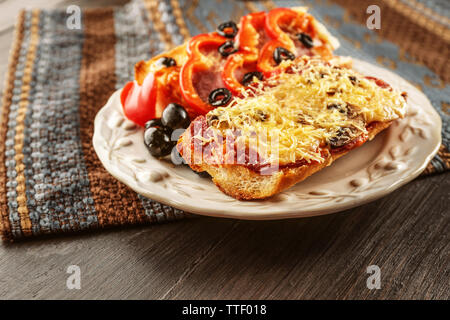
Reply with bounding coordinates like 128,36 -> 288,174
205,57 -> 407,165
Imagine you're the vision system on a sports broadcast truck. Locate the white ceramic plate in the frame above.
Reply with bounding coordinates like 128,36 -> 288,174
93,59 -> 441,220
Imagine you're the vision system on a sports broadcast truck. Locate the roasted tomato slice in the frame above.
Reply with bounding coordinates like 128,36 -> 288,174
121,72 -> 158,127
121,45 -> 189,127
121,65 -> 188,127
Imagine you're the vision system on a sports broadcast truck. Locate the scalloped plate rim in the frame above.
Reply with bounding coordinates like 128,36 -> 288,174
93,59 -> 442,220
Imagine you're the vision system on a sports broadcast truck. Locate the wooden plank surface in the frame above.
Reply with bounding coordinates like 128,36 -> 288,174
0,0 -> 449,300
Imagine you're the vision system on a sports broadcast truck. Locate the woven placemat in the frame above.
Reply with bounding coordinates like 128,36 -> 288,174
0,0 -> 448,241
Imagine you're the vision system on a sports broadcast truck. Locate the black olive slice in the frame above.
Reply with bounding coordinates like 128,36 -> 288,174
327,130 -> 349,149
273,47 -> 295,65
218,41 -> 238,57
327,103 -> 344,112
208,88 -> 232,107
206,114 -> 219,126
242,71 -> 263,86
348,75 -> 358,85
344,103 -> 360,119
327,103 -> 360,118
327,123 -> 365,149
217,21 -> 238,38
255,110 -> 269,121
327,127 -> 355,149
297,33 -> 314,48
156,56 -> 176,68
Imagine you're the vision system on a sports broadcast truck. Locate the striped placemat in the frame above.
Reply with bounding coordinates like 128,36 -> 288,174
0,0 -> 448,241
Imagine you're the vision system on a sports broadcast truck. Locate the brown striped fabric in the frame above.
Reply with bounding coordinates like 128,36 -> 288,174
15,10 -> 41,237
0,0 -> 448,241
144,0 -> 175,50
79,8 -> 148,227
0,11 -> 26,240
330,0 -> 450,84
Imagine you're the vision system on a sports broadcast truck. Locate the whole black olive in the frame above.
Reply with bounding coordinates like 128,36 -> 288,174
145,118 -> 173,136
242,71 -> 263,86
208,88 -> 232,107
144,127 -> 173,157
297,33 -> 314,48
161,103 -> 191,130
217,21 -> 238,38
273,47 -> 295,65
156,56 -> 176,68
145,118 -> 163,129
218,41 -> 238,57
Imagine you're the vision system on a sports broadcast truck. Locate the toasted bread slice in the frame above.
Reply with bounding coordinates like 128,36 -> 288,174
177,58 -> 407,200
185,121 -> 390,200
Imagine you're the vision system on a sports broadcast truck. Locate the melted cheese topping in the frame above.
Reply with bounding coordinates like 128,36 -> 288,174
206,58 -> 407,165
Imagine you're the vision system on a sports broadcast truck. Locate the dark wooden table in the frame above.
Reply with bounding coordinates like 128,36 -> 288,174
0,0 -> 449,300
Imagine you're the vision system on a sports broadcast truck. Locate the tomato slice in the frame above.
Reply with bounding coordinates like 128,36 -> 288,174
120,72 -> 158,127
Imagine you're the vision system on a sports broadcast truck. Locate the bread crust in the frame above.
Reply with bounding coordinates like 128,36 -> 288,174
179,121 -> 392,200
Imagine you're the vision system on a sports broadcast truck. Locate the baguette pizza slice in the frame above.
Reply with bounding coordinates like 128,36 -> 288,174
177,57 -> 407,200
